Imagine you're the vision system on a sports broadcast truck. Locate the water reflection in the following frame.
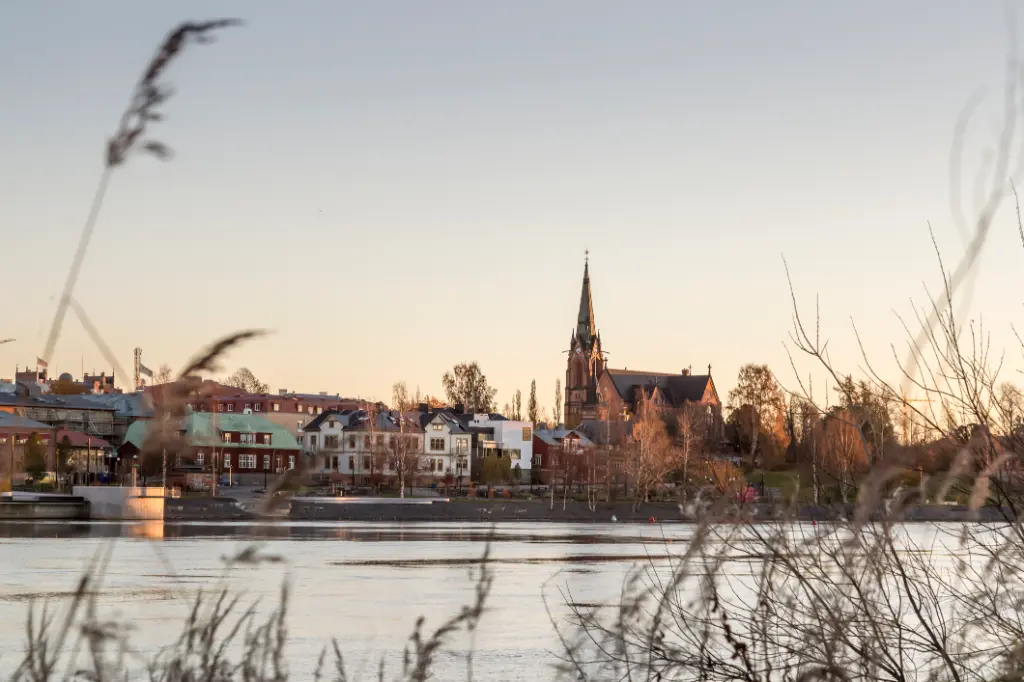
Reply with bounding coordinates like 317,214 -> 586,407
0,520 -> 679,546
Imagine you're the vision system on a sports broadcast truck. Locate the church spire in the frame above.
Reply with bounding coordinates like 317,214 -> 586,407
577,251 -> 596,344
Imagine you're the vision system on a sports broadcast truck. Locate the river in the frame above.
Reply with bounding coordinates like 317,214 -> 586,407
0,521 -> 701,681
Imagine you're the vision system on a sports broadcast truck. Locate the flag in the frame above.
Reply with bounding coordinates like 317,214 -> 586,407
139,363 -> 154,378
36,357 -> 48,369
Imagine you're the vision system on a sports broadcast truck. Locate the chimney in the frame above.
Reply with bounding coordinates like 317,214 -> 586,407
279,389 -> 288,396
682,368 -> 690,376
454,403 -> 465,415
418,403 -> 428,413
319,391 -> 327,397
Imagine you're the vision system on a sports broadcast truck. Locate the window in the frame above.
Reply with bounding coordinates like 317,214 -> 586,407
309,435 -> 318,451
276,455 -> 282,471
196,452 -> 205,465
325,435 -> 339,449
348,435 -> 356,448
316,407 -> 322,414
430,438 -> 444,451
227,404 -> 234,412
222,432 -> 233,444
239,454 -> 256,469
244,403 -> 251,411
288,455 -> 295,470
429,459 -> 436,472
223,453 -> 232,468
297,404 -> 303,413
263,454 -> 270,470
364,436 -> 371,449
240,433 -> 255,445
432,423 -> 443,431
272,403 -> 279,412
263,434 -> 272,446
254,403 -> 262,412
455,438 -> 468,455
522,427 -> 532,441
218,404 -> 224,412
375,435 -> 384,446
362,456 -> 370,470
328,420 -> 335,429
348,456 -> 354,471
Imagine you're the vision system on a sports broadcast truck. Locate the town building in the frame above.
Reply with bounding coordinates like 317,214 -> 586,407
0,413 -> 56,485
54,429 -> 114,483
119,412 -> 302,489
169,386 -> 370,445
460,412 -> 534,473
533,427 -> 597,485
0,389 -> 119,449
563,255 -> 722,429
420,411 -> 473,483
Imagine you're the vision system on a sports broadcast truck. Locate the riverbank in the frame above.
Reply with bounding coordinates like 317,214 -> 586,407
2,493 -> 1013,523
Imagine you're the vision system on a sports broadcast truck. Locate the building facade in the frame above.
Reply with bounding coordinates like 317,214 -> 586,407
119,412 -> 302,488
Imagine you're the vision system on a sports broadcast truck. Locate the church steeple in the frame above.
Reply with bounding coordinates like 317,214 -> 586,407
577,251 -> 596,345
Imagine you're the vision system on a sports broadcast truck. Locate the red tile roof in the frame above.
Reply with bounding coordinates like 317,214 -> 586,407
55,429 -> 111,450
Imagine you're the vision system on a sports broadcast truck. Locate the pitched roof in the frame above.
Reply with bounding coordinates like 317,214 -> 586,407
534,428 -> 595,448
122,413 -> 301,451
0,412 -> 53,431
604,369 -> 714,406
55,429 -> 112,449
577,258 -> 596,345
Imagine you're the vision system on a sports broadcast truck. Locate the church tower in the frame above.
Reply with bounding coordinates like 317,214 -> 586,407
564,254 -> 605,429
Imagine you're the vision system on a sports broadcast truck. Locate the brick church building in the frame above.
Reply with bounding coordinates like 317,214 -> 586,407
563,255 -> 722,431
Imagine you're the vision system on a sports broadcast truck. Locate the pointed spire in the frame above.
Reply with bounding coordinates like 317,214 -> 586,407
577,252 -> 596,345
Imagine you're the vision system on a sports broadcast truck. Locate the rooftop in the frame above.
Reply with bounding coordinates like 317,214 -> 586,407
122,412 -> 301,451
0,413 -> 53,431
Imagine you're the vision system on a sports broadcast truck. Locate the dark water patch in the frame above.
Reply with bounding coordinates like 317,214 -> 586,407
0,588 -> 175,603
331,554 -> 675,568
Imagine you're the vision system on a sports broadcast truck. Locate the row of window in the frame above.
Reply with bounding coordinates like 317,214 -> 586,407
201,402 -> 327,415
193,451 -> 296,470
308,434 -> 431,451
221,432 -> 272,445
322,455 -> 469,472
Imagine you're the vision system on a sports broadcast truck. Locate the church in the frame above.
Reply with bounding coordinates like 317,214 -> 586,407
563,255 -> 721,430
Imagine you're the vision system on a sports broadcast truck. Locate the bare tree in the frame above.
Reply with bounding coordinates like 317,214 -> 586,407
223,367 -> 268,394
155,364 -> 173,384
554,378 -> 563,427
391,381 -> 415,498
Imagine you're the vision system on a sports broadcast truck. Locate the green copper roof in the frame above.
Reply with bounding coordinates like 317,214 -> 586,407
122,412 -> 300,451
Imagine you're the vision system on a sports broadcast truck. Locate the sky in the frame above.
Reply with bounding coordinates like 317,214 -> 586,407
3,1 -> 1024,413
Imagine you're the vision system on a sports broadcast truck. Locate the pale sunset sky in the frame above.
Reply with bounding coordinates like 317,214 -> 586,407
3,1 -> 1024,413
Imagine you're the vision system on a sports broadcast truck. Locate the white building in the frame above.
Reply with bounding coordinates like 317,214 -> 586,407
303,409 -> 428,483
465,413 -> 534,473
420,412 -> 472,481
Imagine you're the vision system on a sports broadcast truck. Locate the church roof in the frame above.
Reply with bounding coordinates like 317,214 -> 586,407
604,369 -> 716,406
576,257 -> 596,346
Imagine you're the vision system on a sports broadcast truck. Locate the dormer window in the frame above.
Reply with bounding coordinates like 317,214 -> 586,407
222,432 -> 232,444
227,404 -> 234,412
